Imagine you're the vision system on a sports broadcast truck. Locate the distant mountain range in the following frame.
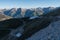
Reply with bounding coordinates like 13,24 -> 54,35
0,7 -> 58,21
0,7 -> 55,18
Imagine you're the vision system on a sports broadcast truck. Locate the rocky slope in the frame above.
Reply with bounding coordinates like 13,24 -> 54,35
27,20 -> 60,40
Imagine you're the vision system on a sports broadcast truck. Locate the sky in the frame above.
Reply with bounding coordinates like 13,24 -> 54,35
0,0 -> 60,9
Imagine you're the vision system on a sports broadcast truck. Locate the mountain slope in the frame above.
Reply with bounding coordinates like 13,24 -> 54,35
0,14 -> 12,21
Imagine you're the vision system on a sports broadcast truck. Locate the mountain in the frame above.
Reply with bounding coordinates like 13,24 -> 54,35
45,7 -> 60,16
0,7 -> 60,40
4,8 -> 17,17
26,7 -> 60,40
12,8 -> 22,18
43,7 -> 55,14
0,7 -> 55,18
24,9 -> 35,17
35,8 -> 44,16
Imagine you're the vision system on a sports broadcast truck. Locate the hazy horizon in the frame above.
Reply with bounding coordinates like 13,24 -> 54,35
0,0 -> 60,9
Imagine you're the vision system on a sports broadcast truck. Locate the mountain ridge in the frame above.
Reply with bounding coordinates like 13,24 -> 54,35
0,7 -> 55,18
